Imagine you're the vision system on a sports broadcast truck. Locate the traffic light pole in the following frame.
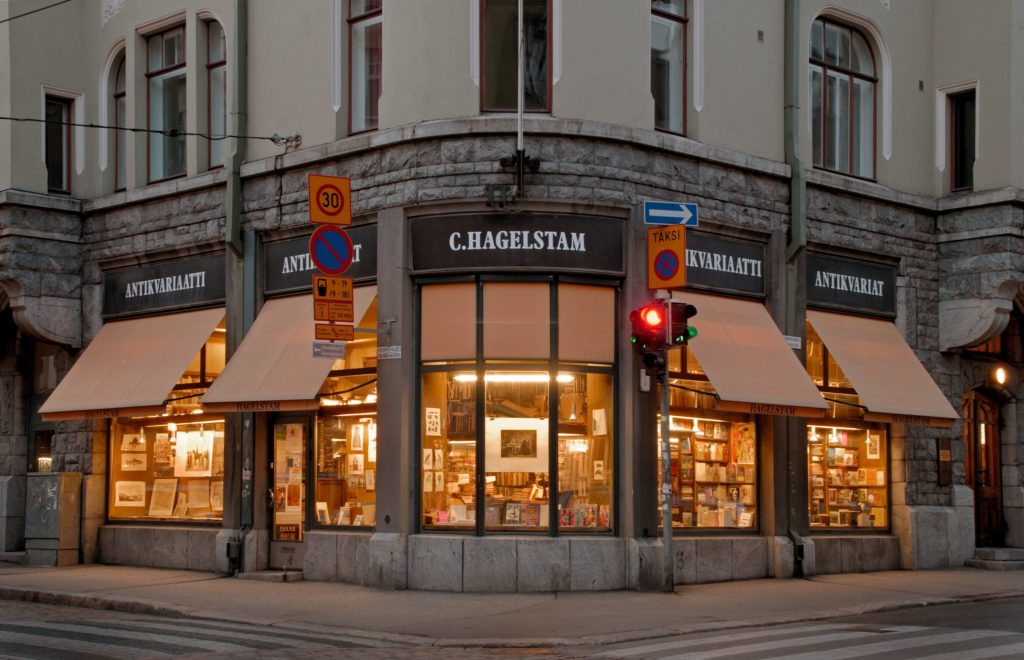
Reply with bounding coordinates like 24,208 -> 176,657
659,360 -> 674,592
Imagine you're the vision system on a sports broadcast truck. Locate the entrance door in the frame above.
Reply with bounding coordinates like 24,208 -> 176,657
963,391 -> 1003,547
270,420 -> 308,570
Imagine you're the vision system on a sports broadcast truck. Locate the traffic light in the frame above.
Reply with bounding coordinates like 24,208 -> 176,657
667,301 -> 698,346
630,304 -> 668,374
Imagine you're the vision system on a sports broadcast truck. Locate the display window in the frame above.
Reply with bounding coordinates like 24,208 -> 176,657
418,280 -> 616,533
108,322 -> 226,522
314,294 -> 378,528
805,321 -> 889,529
660,348 -> 759,530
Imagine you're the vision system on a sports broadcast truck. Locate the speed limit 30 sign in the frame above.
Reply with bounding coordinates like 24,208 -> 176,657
308,174 -> 351,225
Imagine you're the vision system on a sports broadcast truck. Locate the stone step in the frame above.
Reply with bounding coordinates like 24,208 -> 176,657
966,558 -> 1024,571
236,570 -> 304,583
0,551 -> 27,565
975,547 -> 1024,561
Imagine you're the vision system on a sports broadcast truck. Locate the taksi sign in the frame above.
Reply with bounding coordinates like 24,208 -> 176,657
647,226 -> 686,290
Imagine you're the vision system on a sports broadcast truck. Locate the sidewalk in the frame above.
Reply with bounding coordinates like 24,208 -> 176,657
0,563 -> 1023,648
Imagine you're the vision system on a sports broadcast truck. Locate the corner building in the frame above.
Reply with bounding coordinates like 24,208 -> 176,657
1,0 -> 1023,590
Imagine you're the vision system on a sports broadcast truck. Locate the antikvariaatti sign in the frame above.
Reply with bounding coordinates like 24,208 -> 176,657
103,253 -> 225,319
684,232 -> 765,296
807,252 -> 896,317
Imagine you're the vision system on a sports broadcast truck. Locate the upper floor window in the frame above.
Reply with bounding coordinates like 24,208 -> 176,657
809,17 -> 875,179
45,96 -> 71,194
950,89 -> 976,191
350,0 -> 382,133
147,26 -> 186,181
207,21 -> 227,168
113,57 -> 126,190
482,0 -> 550,112
651,0 -> 686,134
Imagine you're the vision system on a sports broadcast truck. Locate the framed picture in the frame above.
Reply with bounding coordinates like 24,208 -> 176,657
500,429 -> 537,458
504,502 -> 522,525
867,433 -> 881,459
174,430 -> 213,477
210,480 -> 224,512
422,448 -> 434,470
120,433 -> 145,452
188,479 -> 211,509
120,453 -> 146,471
425,408 -> 442,436
434,470 -> 445,492
315,501 -> 330,525
485,417 -> 548,472
148,479 -> 177,516
593,460 -> 605,482
350,424 -> 364,451
115,481 -> 146,507
365,469 -> 376,491
348,453 -> 364,475
828,489 -> 838,505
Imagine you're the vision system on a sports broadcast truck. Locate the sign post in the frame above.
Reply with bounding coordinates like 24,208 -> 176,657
308,175 -> 355,356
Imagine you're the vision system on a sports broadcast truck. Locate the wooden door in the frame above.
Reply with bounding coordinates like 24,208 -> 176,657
963,391 -> 1003,547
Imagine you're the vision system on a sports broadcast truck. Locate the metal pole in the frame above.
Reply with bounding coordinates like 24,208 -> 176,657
660,362 -> 674,591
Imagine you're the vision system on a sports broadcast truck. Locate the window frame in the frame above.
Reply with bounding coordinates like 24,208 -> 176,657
113,57 -> 127,191
949,88 -> 976,192
348,0 -> 383,135
651,1 -> 687,136
206,21 -> 227,170
480,0 -> 553,114
809,16 -> 878,181
44,95 -> 72,194
146,26 -> 188,184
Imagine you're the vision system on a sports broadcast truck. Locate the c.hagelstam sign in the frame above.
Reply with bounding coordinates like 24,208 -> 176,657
647,225 -> 686,290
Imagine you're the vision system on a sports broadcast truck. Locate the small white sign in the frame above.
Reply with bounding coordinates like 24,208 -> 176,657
313,341 -> 346,359
377,345 -> 402,360
784,335 -> 802,350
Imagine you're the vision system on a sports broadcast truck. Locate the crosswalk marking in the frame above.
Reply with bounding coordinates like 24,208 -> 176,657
0,628 -> 167,658
81,619 -> 335,649
763,628 -> 1012,660
914,640 -> 1024,660
660,627 -> 925,660
0,621 -> 253,653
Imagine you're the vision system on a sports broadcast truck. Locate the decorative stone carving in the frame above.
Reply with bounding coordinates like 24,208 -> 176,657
939,297 -> 1013,352
1,280 -> 80,349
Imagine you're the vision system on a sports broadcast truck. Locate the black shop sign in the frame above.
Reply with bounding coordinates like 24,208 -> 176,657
410,214 -> 624,274
103,253 -> 226,319
807,252 -> 896,317
264,223 -> 377,296
684,232 -> 765,296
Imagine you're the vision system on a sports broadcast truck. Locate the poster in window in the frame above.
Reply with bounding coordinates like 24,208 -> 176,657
592,408 -> 608,436
348,453 -> 364,475
866,433 -> 881,459
212,432 -> 225,476
486,417 -> 547,472
189,478 -> 211,509
593,460 -> 605,482
351,424 -> 364,451
434,470 -> 445,492
732,423 -> 756,465
286,483 -> 302,510
315,501 -> 330,525
365,469 -> 375,491
425,407 -> 441,436
368,422 -> 377,462
423,471 -> 434,492
120,433 -> 145,452
115,481 -> 146,507
422,448 -> 434,470
120,453 -> 147,471
153,433 -> 174,477
174,431 -> 213,477
148,479 -> 177,515
210,480 -> 224,512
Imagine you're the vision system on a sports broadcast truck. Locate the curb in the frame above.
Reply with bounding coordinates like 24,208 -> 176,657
1,585 -> 1023,649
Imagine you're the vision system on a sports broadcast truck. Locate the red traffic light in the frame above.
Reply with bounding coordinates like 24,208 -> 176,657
639,305 -> 665,328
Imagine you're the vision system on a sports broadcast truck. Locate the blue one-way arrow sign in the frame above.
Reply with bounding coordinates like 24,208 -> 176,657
643,200 -> 699,226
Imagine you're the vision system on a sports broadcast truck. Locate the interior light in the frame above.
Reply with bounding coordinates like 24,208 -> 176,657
995,366 -> 1008,385
348,398 -> 362,405
167,423 -> 177,433
691,418 -> 704,436
321,398 -> 342,407
454,373 -> 572,384
364,393 -> 378,404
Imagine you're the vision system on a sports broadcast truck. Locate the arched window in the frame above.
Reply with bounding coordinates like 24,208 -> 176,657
113,57 -> 127,190
809,17 -> 876,179
206,21 -> 227,168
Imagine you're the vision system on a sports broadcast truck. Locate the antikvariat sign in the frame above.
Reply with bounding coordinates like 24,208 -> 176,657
807,252 -> 896,316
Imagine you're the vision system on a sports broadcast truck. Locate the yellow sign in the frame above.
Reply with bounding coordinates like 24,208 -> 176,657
312,275 -> 353,303
647,226 -> 686,290
314,301 -> 354,322
314,323 -> 354,341
308,174 -> 351,225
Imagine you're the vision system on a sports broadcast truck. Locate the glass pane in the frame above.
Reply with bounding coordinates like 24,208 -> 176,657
108,418 -> 225,522
826,71 -> 850,172
421,283 -> 476,361
651,0 -> 685,17
810,19 -> 823,61
824,23 -> 850,68
45,99 -> 67,192
209,66 -> 227,167
483,0 -> 547,111
316,409 -> 377,527
808,426 -> 887,529
422,371 -> 477,530
208,21 -> 225,62
115,59 -> 126,94
484,371 -> 551,531
149,70 -> 187,180
557,372 -> 613,531
164,27 -> 185,67
851,30 -> 873,75
559,284 -> 615,363
272,423 -> 306,541
351,0 -> 382,16
148,34 -> 162,71
651,15 -> 684,133
810,65 -> 823,167
806,323 -> 824,386
659,414 -> 757,529
852,78 -> 873,178
952,91 -> 976,190
116,95 -> 126,189
483,282 -> 550,359
351,15 -> 382,132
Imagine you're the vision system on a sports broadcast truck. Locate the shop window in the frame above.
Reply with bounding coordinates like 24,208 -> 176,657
113,56 -> 127,190
950,88 -> 976,191
420,280 -> 615,533
651,0 -> 686,135
315,291 -> 378,527
421,282 -> 476,361
805,323 -> 853,391
45,96 -> 71,193
807,424 -> 888,529
481,0 -> 550,112
207,21 -> 227,168
108,323 -> 226,522
350,0 -> 382,133
809,17 -> 876,179
147,26 -> 187,181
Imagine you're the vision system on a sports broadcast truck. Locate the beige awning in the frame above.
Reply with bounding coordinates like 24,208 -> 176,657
683,291 -> 828,417
39,307 -> 225,421
807,310 -> 958,427
201,287 -> 376,413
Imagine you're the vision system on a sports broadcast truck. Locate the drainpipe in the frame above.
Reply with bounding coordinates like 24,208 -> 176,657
225,0 -> 254,575
784,0 -> 809,577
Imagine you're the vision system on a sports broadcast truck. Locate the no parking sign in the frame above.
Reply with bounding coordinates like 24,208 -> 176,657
648,226 -> 686,290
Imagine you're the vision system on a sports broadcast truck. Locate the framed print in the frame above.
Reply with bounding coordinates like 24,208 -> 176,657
500,429 -> 537,458
210,480 -> 224,512
485,417 -> 547,472
148,479 -> 177,515
315,501 -> 330,525
423,471 -> 434,492
348,453 -> 364,475
593,460 -> 605,481
828,489 -> 838,505
212,432 -> 225,476
368,423 -> 377,462
592,408 -> 608,436
351,424 -> 365,451
115,481 -> 146,507
120,453 -> 146,471
174,430 -> 213,477
286,483 -> 302,510
153,433 -> 174,477
365,469 -> 375,491
188,479 -> 211,509
120,433 -> 145,452
867,433 -> 881,459
732,423 -> 756,465
422,448 -> 434,470
425,407 -> 442,436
